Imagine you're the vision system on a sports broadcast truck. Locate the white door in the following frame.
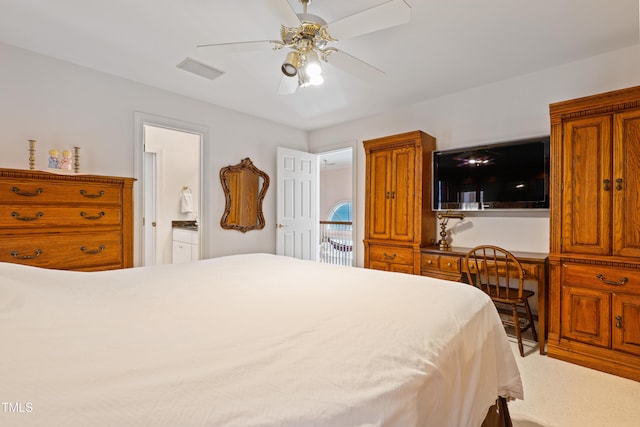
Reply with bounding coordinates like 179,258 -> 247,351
276,147 -> 318,260
143,152 -> 157,266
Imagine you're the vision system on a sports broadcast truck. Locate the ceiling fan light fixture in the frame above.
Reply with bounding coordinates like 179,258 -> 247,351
281,50 -> 300,77
309,73 -> 324,86
303,49 -> 322,76
297,66 -> 311,88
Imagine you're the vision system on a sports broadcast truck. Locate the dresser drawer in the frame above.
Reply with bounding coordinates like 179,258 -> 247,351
369,245 -> 414,266
0,179 -> 122,205
563,263 -> 640,294
0,231 -> 123,269
0,205 -> 121,228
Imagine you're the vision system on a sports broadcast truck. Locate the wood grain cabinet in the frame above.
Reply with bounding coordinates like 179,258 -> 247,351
548,86 -> 640,381
363,130 -> 436,274
0,168 -> 134,271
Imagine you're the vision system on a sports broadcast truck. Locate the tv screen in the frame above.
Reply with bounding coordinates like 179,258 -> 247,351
432,136 -> 550,210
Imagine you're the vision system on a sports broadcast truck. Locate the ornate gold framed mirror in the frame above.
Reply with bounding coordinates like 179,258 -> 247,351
220,158 -> 270,232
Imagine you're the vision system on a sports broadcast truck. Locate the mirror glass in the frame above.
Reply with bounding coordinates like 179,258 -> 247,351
220,158 -> 269,232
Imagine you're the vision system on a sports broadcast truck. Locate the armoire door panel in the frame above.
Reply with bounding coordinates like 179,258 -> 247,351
561,286 -> 610,348
368,150 -> 392,239
561,116 -> 612,255
612,293 -> 640,356
613,109 -> 640,257
390,147 -> 415,241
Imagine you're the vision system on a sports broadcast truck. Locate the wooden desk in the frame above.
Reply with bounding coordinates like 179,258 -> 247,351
421,246 -> 549,355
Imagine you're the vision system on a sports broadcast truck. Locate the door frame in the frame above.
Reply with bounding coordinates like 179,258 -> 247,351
133,112 -> 208,266
313,141 -> 357,266
143,151 -> 158,266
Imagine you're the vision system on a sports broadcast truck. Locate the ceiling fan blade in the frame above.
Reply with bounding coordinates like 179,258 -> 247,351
325,50 -> 384,81
278,75 -> 298,95
266,0 -> 301,27
197,40 -> 281,54
327,0 -> 411,40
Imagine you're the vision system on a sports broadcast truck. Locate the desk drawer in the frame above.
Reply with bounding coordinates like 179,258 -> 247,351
465,260 -> 539,279
421,253 -> 440,270
421,253 -> 460,272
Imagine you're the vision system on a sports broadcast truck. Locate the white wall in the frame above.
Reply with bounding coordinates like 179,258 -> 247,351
5,41 -> 640,268
309,44 -> 640,267
0,42 -> 308,262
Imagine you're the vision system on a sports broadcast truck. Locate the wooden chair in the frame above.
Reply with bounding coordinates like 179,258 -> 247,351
463,245 -> 538,357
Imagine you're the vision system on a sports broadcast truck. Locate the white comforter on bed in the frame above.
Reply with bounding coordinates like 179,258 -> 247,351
0,253 -> 522,427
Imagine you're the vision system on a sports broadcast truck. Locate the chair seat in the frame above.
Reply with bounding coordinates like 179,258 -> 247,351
488,287 -> 535,304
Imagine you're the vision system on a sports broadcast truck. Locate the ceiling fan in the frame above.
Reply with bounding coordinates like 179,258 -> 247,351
197,0 -> 411,94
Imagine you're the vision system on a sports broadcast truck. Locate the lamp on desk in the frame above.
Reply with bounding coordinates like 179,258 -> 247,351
437,211 -> 465,250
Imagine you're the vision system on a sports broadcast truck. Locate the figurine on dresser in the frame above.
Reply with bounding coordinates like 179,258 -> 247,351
48,149 -> 59,169
60,150 -> 73,170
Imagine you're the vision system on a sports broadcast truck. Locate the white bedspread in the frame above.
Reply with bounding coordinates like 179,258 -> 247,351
0,253 -> 522,426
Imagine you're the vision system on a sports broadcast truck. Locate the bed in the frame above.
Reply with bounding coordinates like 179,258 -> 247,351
0,253 -> 523,426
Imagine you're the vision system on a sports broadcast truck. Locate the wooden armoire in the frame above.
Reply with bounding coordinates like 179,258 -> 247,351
363,130 -> 437,274
548,86 -> 640,381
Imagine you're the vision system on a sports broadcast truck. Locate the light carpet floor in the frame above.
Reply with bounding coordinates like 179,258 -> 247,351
507,338 -> 640,427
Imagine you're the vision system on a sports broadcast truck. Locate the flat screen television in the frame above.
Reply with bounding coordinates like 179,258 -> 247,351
432,136 -> 550,211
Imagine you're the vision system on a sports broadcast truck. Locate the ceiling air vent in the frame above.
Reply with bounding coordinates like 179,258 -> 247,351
177,57 -> 224,80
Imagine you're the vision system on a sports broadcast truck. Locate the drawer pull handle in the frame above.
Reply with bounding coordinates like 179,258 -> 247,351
12,186 -> 43,197
80,245 -> 106,255
10,249 -> 43,259
80,211 -> 105,220
80,189 -> 105,198
616,178 -> 623,191
383,253 -> 397,260
11,211 -> 43,221
427,259 -> 433,264
447,262 -> 452,267
615,315 -> 623,329
603,179 -> 610,191
596,274 -> 628,286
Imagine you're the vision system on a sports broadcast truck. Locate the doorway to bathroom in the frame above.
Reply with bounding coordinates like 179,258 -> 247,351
134,113 -> 206,266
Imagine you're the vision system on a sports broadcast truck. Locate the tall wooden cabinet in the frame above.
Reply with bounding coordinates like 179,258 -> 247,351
364,130 -> 437,274
548,86 -> 640,381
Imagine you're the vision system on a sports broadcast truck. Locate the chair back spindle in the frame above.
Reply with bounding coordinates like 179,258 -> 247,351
463,245 -> 537,357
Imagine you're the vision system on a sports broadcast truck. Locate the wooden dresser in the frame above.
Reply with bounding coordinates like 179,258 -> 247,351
548,86 -> 640,381
0,168 -> 134,271
363,130 -> 437,274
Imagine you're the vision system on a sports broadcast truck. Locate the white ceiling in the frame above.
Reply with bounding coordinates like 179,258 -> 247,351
0,0 -> 638,131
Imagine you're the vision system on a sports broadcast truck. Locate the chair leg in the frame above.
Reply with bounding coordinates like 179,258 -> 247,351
512,305 -> 524,357
524,299 -> 538,342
